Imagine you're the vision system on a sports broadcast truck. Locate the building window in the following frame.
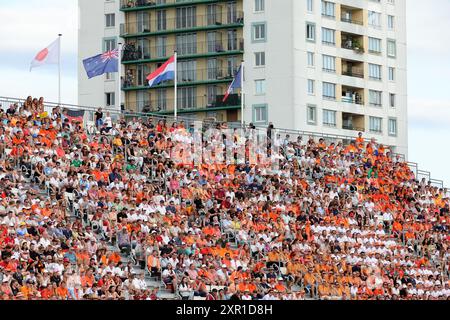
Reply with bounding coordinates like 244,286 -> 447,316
307,52 -> 315,67
177,60 -> 197,82
369,64 -> 382,80
321,27 -> 335,45
322,82 -> 336,100
253,104 -> 268,124
368,11 -> 381,28
103,38 -> 116,52
369,90 -> 382,107
255,0 -> 265,12
307,79 -> 315,95
136,91 -> 149,112
105,14 -> 115,28
156,36 -> 167,57
207,32 -> 218,52
390,93 -> 396,108
323,109 -> 337,127
206,4 -> 219,26
321,1 -> 335,18
369,116 -> 382,133
137,64 -> 149,86
105,92 -> 115,107
388,15 -> 395,30
105,72 -> 114,81
252,23 -> 267,42
255,52 -> 265,66
307,105 -> 317,125
177,87 -> 197,109
388,118 -> 397,136
176,6 -> 197,29
388,67 -> 395,81
176,33 -> 197,55
255,79 -> 266,95
322,55 -> 336,73
227,56 -> 238,77
156,88 -> 167,111
207,85 -> 218,105
136,38 -> 150,59
137,11 -> 150,33
387,39 -> 397,57
307,0 -> 313,12
368,37 -> 382,54
306,22 -> 316,42
157,10 -> 167,31
207,58 -> 218,80
227,29 -> 238,50
227,1 -> 238,24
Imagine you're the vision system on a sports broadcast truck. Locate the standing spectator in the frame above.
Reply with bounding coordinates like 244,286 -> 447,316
95,108 -> 104,129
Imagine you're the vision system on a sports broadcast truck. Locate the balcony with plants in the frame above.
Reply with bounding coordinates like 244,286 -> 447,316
120,11 -> 244,37
122,65 -> 238,90
121,37 -> 244,64
120,0 -> 232,11
341,32 -> 364,54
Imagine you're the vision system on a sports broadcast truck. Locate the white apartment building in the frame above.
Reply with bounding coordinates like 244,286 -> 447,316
78,0 -> 407,155
78,0 -> 124,111
243,0 -> 407,155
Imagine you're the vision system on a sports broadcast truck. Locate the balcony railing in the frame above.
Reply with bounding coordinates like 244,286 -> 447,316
122,67 -> 238,89
121,0 -> 155,10
341,95 -> 364,105
340,14 -> 363,25
122,39 -> 244,63
342,124 -> 365,131
126,94 -> 241,113
120,12 -> 244,37
342,66 -> 364,78
120,0 -> 220,10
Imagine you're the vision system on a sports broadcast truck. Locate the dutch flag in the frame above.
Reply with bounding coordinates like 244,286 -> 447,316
147,55 -> 176,87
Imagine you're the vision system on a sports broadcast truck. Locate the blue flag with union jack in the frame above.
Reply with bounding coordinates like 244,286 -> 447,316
82,49 -> 119,79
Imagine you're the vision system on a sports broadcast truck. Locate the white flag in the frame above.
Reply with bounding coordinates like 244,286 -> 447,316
30,37 -> 60,71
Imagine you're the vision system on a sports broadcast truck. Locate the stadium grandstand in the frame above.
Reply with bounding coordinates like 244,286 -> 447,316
0,95 -> 448,300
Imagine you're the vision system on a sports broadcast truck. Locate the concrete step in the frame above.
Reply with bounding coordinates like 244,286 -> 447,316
157,290 -> 177,300
145,280 -> 161,288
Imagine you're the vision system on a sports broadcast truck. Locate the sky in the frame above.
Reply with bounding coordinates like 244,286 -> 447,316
0,0 -> 449,185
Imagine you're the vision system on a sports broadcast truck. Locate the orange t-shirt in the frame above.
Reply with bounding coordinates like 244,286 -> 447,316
56,287 -> 68,299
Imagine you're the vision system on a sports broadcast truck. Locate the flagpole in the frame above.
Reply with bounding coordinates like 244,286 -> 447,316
174,51 -> 178,121
58,34 -> 62,105
118,42 -> 123,112
240,60 -> 244,128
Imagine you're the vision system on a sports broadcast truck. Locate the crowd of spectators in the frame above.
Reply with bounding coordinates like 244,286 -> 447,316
0,96 -> 449,300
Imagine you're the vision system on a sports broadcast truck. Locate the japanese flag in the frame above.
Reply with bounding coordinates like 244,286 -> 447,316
30,37 -> 60,71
